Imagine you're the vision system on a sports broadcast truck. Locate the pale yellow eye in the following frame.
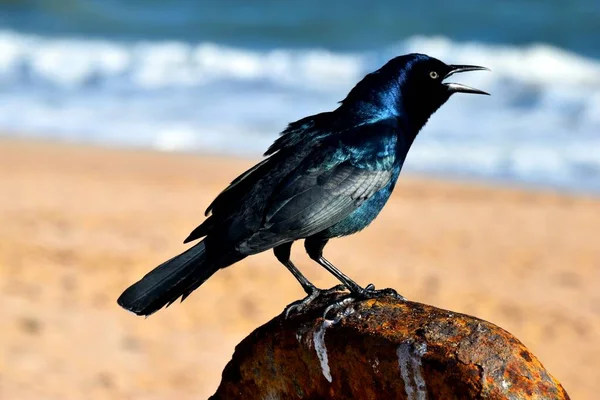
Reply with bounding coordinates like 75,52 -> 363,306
429,71 -> 439,79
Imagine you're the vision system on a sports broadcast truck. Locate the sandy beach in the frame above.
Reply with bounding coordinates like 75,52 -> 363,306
1,138 -> 598,399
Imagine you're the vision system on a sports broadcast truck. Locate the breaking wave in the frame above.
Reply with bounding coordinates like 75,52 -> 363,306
1,30 -> 599,192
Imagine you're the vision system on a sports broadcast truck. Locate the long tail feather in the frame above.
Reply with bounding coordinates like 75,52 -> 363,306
117,242 -> 241,316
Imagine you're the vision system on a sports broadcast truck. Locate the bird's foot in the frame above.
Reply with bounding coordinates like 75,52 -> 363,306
321,284 -> 347,295
284,284 -> 346,318
320,284 -> 404,320
322,296 -> 356,320
354,283 -> 405,300
323,283 -> 406,319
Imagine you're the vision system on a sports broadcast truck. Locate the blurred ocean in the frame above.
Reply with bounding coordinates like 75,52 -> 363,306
0,1 -> 599,192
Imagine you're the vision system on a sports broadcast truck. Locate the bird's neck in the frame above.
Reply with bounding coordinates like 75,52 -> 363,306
342,86 -> 430,143
394,116 -> 420,156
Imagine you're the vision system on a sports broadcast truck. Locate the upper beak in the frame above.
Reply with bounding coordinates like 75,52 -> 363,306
444,65 -> 490,95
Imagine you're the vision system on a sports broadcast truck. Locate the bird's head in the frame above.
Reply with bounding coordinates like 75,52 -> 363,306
341,53 -> 489,134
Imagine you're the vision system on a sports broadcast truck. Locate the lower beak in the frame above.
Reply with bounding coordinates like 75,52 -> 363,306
444,65 -> 490,95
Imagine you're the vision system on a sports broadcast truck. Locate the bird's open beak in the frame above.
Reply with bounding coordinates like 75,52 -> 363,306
444,65 -> 490,95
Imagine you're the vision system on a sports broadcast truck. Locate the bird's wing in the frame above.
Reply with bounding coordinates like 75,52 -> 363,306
204,156 -> 273,217
184,158 -> 274,243
266,163 -> 392,235
237,120 -> 398,253
203,111 -> 336,219
184,147 -> 311,243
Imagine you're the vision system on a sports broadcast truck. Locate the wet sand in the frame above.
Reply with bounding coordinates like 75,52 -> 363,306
1,138 -> 598,399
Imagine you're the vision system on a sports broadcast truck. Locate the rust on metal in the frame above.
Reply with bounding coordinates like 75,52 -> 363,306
211,292 -> 570,399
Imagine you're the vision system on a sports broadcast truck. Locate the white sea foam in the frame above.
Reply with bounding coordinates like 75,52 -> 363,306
0,29 -> 599,191
0,30 -> 364,90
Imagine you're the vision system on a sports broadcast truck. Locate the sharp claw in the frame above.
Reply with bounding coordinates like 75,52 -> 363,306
388,289 -> 406,300
285,303 -> 301,319
355,285 -> 406,301
284,288 -> 322,318
378,288 -> 405,300
323,297 -> 355,320
285,283 -> 355,318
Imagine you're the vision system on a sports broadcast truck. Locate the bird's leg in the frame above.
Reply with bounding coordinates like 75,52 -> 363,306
305,237 -> 405,301
274,242 -> 317,295
315,256 -> 404,300
280,258 -> 345,317
273,244 -> 345,317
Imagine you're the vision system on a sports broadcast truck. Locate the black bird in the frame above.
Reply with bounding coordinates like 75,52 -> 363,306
118,53 -> 488,316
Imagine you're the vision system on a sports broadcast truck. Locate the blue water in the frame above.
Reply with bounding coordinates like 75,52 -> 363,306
1,1 -> 599,192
